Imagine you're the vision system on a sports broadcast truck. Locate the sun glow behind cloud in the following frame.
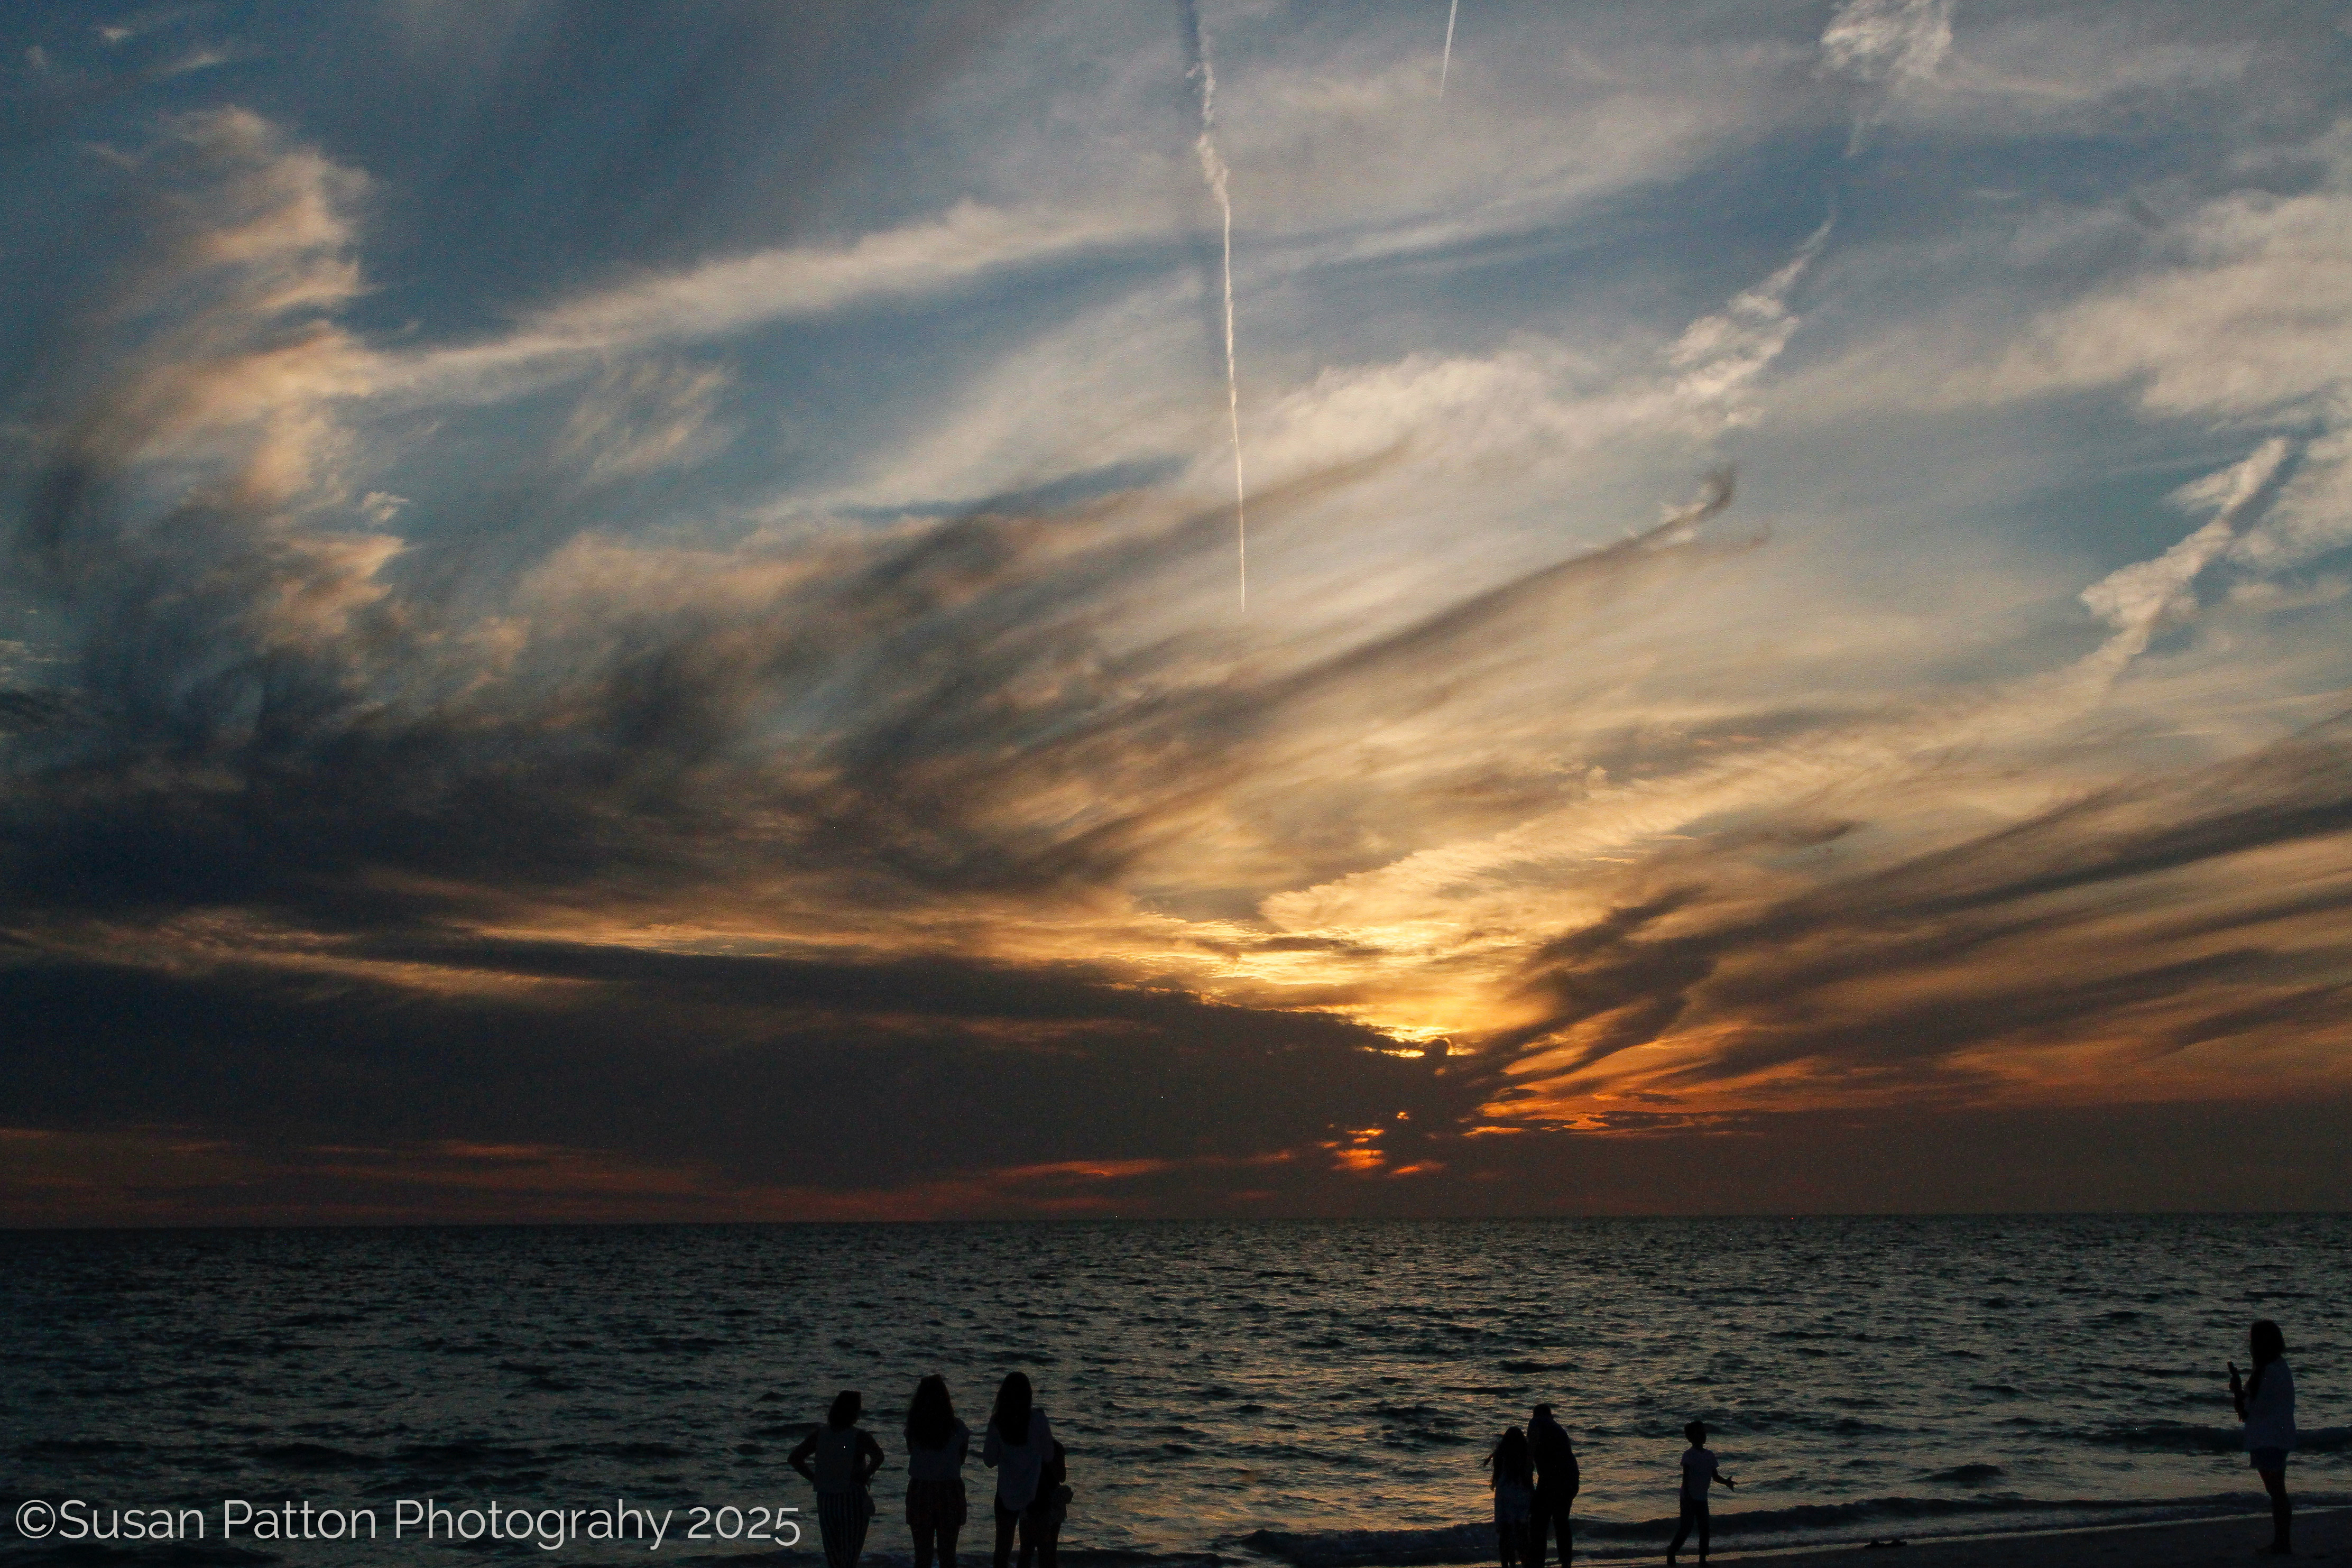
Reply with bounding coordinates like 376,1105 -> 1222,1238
1,1 -> 2348,1221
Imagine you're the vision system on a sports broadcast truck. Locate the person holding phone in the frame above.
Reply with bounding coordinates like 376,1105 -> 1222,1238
983,1372 -> 1056,1568
2231,1319 -> 2297,1555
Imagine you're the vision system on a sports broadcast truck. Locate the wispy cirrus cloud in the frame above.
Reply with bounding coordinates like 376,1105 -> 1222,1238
382,199 -> 1151,407
3,4 -> 2349,1220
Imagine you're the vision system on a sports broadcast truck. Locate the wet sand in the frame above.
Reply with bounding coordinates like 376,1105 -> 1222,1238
1718,1509 -> 2346,1568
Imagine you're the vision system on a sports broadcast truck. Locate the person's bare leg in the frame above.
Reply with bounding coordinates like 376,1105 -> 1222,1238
940,1520 -> 961,1568
2261,1467 -> 2291,1553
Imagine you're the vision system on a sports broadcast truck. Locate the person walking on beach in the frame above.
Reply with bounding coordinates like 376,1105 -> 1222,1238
2230,1318 -> 2297,1555
1487,1426 -> 1536,1568
1666,1421 -> 1734,1567
791,1390 -> 887,1568
1527,1403 -> 1581,1568
983,1372 -> 1056,1568
906,1375 -> 971,1568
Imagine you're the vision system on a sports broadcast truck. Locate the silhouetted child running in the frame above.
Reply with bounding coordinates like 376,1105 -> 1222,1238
1666,1422 -> 1734,1566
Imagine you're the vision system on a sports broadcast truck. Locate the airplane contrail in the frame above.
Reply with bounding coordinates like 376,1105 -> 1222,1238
1184,2 -> 1249,613
1440,0 -> 1459,99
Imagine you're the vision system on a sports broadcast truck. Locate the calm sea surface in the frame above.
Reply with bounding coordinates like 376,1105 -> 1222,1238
4,1218 -> 2345,1566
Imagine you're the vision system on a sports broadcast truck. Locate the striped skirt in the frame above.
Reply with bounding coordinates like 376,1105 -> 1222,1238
817,1490 -> 872,1568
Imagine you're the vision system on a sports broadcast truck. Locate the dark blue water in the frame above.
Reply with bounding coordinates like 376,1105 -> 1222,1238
4,1217 -> 2345,1565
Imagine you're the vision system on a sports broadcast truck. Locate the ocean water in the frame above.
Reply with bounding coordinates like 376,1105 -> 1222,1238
4,1217 -> 2345,1566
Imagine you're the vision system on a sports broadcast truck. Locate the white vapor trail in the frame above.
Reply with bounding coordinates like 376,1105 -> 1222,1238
1439,0 -> 1459,100
1189,15 -> 1249,612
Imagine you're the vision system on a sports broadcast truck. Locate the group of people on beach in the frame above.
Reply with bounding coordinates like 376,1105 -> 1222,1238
792,1318 -> 2301,1568
1482,1405 -> 1729,1568
1475,1317 -> 2303,1567
790,1372 -> 1066,1568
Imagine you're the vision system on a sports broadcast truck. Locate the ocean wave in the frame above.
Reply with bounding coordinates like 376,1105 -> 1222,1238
1925,1464 -> 2005,1486
570,1441 -> 692,1461
2084,1423 -> 2352,1454
245,1443 -> 376,1470
384,1441 -> 543,1468
11,1218 -> 2351,1568
1723,1409 -> 1898,1438
1242,1521 -> 1493,1566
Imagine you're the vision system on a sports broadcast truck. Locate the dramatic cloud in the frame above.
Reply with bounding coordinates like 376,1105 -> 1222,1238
2,3 -> 2348,1221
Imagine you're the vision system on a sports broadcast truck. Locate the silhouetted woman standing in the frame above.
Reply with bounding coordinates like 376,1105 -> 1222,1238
906,1376 -> 972,1568
1487,1426 -> 1535,1568
792,1390 -> 886,1568
982,1372 -> 1056,1568
2230,1319 -> 2297,1555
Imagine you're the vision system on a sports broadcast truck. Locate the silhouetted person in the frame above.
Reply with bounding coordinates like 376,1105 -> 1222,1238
2231,1319 -> 2296,1555
1022,1440 -> 1069,1568
1527,1403 -> 1581,1568
1486,1426 -> 1535,1568
792,1390 -> 886,1568
905,1375 -> 971,1568
983,1372 -> 1056,1568
1666,1421 -> 1733,1566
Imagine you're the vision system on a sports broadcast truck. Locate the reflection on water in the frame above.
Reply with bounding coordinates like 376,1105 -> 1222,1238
3,1216 -> 2346,1565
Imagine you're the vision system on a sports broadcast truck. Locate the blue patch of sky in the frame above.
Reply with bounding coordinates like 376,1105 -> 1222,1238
7,2 -> 2349,645
1246,138 -> 1849,384
0,3 -> 1021,343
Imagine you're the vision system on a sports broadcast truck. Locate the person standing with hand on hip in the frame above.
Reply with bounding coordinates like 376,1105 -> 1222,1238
792,1390 -> 887,1568
2231,1319 -> 2297,1555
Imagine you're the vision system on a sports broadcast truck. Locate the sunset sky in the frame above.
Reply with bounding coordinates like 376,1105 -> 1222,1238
3,0 -> 2349,1223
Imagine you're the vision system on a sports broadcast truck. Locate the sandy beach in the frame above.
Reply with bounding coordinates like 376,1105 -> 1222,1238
1723,1510 -> 2346,1568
